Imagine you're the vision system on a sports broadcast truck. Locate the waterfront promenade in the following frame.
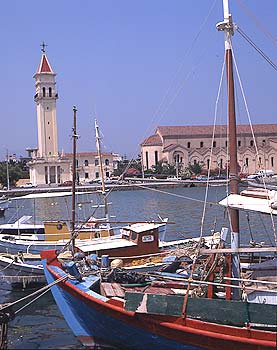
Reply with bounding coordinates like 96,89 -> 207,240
0,177 -> 230,198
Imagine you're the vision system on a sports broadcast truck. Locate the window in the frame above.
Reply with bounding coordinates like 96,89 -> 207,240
194,159 -> 197,165
95,159 -> 99,166
105,159 -> 109,166
213,141 -> 216,148
85,172 -> 89,179
155,151 -> 158,165
49,87 -> 52,97
207,159 -> 210,169
49,136 -> 51,140
271,157 -> 274,167
44,166 -> 48,184
106,172 -> 109,177
84,160 -> 89,166
220,158 -> 223,168
238,140 -> 241,147
145,151 -> 149,169
200,141 -> 203,148
225,141 -> 227,147
187,142 -> 191,149
245,158 -> 249,167
95,172 -> 99,178
250,140 -> 254,147
42,87 -> 46,97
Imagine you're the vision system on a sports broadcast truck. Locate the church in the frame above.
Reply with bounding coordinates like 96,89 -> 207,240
28,47 -> 120,185
141,125 -> 277,175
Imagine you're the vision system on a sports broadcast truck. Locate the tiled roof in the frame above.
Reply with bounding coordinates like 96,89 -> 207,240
156,124 -> 277,137
141,134 -> 162,146
36,53 -> 54,73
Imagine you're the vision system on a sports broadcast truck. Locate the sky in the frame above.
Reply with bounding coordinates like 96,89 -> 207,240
0,0 -> 276,161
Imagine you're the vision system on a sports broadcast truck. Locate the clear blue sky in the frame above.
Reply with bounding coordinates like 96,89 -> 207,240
0,0 -> 276,161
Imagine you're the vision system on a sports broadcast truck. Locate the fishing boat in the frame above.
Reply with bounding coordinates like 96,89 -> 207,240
42,1 -> 277,349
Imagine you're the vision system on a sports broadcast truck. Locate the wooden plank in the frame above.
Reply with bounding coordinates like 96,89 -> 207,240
111,283 -> 125,298
101,283 -> 116,297
199,247 -> 277,254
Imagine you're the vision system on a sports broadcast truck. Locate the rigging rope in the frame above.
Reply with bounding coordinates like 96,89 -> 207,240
231,46 -> 277,247
236,26 -> 277,71
181,58 -> 226,319
236,0 -> 277,47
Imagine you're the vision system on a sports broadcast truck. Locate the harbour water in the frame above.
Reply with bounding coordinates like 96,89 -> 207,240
0,186 -> 275,349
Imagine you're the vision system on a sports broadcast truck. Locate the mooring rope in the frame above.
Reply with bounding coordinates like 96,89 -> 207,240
0,274 -> 68,312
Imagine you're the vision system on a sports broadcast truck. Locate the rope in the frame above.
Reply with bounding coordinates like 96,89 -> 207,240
181,58 -> 226,319
0,274 -> 68,312
231,46 -> 277,247
236,0 -> 277,46
133,183 -> 221,207
236,27 -> 277,71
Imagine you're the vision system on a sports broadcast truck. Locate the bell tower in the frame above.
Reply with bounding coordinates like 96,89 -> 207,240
34,43 -> 59,158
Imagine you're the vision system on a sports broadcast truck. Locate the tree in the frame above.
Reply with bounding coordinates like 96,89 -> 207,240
183,162 -> 203,177
0,161 -> 29,187
151,161 -> 176,175
113,155 -> 142,177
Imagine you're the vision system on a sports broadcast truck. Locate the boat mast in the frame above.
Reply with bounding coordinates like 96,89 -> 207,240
95,119 -> 110,230
71,106 -> 78,253
217,0 -> 240,299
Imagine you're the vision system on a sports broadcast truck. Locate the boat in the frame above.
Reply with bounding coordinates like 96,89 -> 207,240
42,2 -> 277,349
0,195 -> 9,216
0,252 -> 45,288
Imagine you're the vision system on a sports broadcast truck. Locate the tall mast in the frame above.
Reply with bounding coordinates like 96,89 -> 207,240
217,0 -> 240,299
95,119 -> 110,230
71,106 -> 78,253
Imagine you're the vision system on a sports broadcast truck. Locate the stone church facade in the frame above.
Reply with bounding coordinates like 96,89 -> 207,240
141,125 -> 277,175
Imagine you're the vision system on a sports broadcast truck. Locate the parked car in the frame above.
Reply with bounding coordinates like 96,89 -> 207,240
20,182 -> 37,188
58,180 -> 73,187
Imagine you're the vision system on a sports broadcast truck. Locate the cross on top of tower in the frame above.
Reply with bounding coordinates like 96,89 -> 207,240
40,41 -> 48,53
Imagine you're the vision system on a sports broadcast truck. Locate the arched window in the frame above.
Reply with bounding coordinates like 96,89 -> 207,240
213,141 -> 216,148
105,159 -> 109,166
187,142 -> 191,149
155,151 -> 158,165
95,159 -> 99,166
250,140 -> 254,147
84,160 -> 89,166
42,87 -> 46,97
271,157 -> 274,167
245,158 -> 249,167
145,151 -> 149,169
207,159 -> 210,169
200,141 -> 203,148
49,87 -> 52,97
238,140 -> 241,147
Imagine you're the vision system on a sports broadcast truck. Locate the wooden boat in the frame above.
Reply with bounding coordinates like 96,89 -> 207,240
42,2 -> 277,349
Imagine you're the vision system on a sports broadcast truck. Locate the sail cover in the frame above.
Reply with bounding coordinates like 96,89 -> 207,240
219,193 -> 277,215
